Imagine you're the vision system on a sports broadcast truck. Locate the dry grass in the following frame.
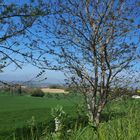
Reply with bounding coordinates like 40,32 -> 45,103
41,88 -> 68,93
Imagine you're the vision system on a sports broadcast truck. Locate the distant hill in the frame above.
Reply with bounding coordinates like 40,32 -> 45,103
0,80 -> 64,88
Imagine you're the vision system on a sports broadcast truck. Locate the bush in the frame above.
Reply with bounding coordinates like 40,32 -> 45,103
49,84 -> 64,89
30,88 -> 45,97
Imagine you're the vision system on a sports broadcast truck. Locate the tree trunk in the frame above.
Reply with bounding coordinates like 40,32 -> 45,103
88,106 -> 101,127
94,106 -> 102,127
87,96 -> 103,127
87,99 -> 94,123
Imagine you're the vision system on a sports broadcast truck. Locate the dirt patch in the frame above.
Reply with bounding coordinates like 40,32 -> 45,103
41,88 -> 68,93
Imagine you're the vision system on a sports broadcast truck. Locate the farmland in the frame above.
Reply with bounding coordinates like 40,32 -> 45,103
0,92 -> 140,140
0,92 -> 80,139
0,0 -> 140,139
41,88 -> 68,93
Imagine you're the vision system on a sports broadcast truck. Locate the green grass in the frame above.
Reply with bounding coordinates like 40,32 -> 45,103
0,92 -> 140,140
0,93 -> 80,139
42,99 -> 140,140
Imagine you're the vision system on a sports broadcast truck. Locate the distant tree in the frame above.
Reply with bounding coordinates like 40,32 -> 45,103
30,88 -> 45,97
36,0 -> 140,126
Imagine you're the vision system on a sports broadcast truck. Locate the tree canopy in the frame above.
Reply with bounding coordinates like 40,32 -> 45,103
0,0 -> 49,72
34,0 -> 140,126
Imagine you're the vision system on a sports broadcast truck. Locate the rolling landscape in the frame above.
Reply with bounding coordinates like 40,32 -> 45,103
0,0 -> 140,139
0,86 -> 140,140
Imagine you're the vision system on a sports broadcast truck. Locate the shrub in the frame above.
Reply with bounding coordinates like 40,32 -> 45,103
49,84 -> 64,89
45,93 -> 53,98
30,88 -> 45,97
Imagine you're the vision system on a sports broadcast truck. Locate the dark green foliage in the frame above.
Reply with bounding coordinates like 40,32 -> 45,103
48,84 -> 65,89
30,88 -> 45,97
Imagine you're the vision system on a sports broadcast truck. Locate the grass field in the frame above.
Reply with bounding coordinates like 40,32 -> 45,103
0,93 -> 80,139
0,92 -> 140,140
67,99 -> 140,140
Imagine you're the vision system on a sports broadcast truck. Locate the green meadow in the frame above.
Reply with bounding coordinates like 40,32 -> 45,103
0,92 -> 140,140
0,93 -> 80,139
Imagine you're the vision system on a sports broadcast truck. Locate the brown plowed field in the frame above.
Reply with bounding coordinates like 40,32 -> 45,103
41,88 -> 68,93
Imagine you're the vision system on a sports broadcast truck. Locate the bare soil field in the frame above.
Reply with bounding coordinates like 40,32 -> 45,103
41,88 -> 68,93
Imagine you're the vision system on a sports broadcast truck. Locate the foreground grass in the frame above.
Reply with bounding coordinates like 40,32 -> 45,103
0,92 -> 140,140
40,99 -> 140,140
0,93 -> 80,139
65,99 -> 140,140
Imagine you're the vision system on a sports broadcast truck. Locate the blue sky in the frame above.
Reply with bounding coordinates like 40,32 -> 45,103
0,63 -> 65,83
0,0 -> 66,83
0,0 -> 140,84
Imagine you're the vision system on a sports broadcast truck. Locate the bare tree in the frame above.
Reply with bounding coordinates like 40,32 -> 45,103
0,0 -> 50,72
36,0 -> 140,126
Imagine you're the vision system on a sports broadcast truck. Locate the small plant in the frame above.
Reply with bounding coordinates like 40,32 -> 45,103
26,116 -> 39,140
50,106 -> 70,139
51,106 -> 66,132
27,116 -> 36,128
